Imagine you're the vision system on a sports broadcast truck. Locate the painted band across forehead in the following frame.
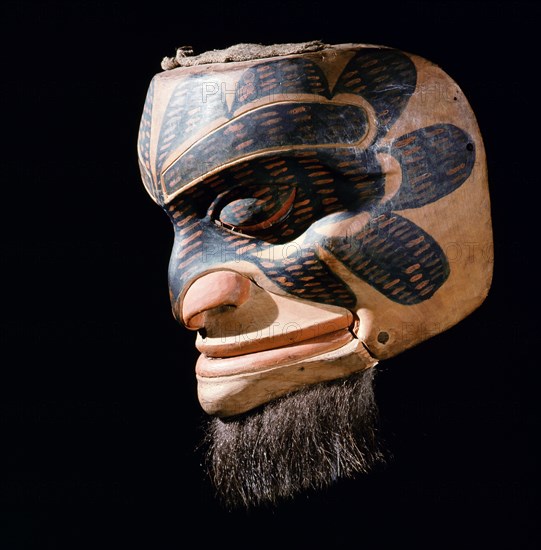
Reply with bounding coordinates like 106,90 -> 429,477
138,49 -> 417,205
163,101 -> 370,197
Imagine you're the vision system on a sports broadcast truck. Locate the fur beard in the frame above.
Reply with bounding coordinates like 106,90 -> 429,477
202,367 -> 384,509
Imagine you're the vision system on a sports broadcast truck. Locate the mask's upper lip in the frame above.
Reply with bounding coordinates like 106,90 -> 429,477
195,327 -> 356,378
195,313 -> 355,359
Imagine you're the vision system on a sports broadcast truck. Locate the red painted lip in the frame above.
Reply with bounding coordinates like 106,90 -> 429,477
196,328 -> 355,378
195,312 -> 354,359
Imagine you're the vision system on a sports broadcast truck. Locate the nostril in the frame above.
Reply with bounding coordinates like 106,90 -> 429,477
181,271 -> 252,329
216,304 -> 237,314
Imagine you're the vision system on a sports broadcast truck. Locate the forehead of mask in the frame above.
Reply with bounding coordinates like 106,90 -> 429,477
137,44 -> 493,360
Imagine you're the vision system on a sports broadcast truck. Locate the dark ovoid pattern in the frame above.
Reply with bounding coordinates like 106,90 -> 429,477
138,48 -> 476,309
163,102 -> 368,193
323,212 -> 449,304
388,124 -> 475,209
155,74 -> 224,175
156,57 -> 331,177
230,57 -> 330,110
321,123 -> 475,303
253,246 -> 357,307
152,48 -> 416,198
333,48 -> 417,137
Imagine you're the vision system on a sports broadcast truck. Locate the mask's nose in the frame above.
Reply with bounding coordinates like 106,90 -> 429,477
180,271 -> 252,330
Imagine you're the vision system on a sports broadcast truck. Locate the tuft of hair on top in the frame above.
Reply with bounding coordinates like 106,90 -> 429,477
161,40 -> 329,70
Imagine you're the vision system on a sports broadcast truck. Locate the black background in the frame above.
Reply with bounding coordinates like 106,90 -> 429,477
2,1 -> 538,548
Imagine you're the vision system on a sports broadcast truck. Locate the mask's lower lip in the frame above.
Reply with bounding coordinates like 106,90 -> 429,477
195,328 -> 355,378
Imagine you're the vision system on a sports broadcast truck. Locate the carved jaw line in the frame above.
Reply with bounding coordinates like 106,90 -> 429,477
184,277 -> 378,417
196,324 -> 377,417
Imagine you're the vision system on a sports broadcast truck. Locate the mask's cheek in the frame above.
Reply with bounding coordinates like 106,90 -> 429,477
310,245 -> 416,358
313,203 -> 492,360
243,233 -> 358,310
356,279 -> 467,360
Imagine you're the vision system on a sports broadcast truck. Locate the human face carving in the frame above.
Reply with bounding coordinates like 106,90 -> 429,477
137,44 -> 493,417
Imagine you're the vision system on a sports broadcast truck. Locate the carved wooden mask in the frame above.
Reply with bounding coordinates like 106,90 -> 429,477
137,43 -> 493,417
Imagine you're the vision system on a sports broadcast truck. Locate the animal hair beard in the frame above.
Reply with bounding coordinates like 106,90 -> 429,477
202,367 -> 384,509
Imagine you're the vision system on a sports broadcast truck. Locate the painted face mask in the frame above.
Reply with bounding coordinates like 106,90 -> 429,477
137,42 -> 493,418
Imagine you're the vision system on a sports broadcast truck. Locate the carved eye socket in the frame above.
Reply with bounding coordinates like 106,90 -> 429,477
214,185 -> 296,236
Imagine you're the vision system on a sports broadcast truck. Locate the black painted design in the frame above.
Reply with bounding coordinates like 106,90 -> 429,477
156,57 -> 331,177
231,58 -> 330,111
163,103 -> 368,193
139,48 -> 477,310
387,124 -> 476,209
252,247 -> 357,308
314,147 -> 386,210
156,48 -> 415,198
165,151 -> 384,310
156,74 -> 226,174
324,211 -> 449,304
137,79 -> 160,202
334,49 -> 417,137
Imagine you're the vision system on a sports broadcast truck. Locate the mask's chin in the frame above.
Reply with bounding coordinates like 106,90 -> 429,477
196,335 -> 378,417
202,366 -> 384,509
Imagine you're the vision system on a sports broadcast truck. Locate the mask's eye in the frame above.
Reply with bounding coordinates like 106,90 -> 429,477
214,185 -> 296,236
